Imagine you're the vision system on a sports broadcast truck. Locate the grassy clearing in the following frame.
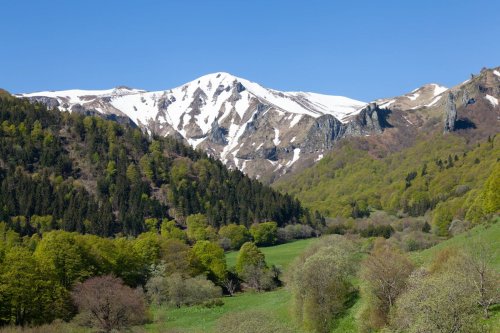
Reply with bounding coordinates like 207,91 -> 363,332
146,288 -> 300,332
146,238 -> 320,333
411,220 -> 500,270
225,238 -> 318,269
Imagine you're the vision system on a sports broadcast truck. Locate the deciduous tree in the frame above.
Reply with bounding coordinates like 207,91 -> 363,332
72,275 -> 146,333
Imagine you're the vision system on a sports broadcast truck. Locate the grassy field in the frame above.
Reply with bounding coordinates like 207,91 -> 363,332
146,238 -> 320,333
145,289 -> 298,332
148,222 -> 500,332
225,238 -> 318,269
411,220 -> 500,270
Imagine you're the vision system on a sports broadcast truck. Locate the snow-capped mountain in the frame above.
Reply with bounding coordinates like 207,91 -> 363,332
19,73 -> 384,182
373,67 -> 500,135
16,68 -> 500,182
376,83 -> 448,110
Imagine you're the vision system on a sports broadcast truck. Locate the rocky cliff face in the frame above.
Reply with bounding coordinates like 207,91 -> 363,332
374,67 -> 500,140
444,92 -> 457,133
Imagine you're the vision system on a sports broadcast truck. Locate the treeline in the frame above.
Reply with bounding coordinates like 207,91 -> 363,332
0,222 -> 281,329
276,133 -> 499,236
0,96 -> 320,237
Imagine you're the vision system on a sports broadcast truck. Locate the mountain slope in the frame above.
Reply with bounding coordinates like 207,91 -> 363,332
17,67 -> 500,183
0,95 -> 316,237
18,73 -> 377,182
275,67 -> 500,231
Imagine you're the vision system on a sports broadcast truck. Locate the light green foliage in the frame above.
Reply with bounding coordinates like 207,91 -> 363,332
30,120 -> 43,141
161,219 -> 187,241
144,217 -> 159,232
34,231 -> 95,288
171,158 -> 190,183
235,242 -> 266,275
191,241 -> 227,281
276,134 -> 499,226
160,273 -> 222,308
390,268 -> 483,333
235,242 -> 277,291
126,163 -> 140,183
139,154 -> 154,180
186,214 -> 216,242
111,237 -> 145,286
30,215 -> 54,233
0,247 -> 71,326
466,164 -> 500,223
0,222 -> 20,262
218,224 -> 251,250
288,235 -> 359,333
133,232 -> 162,266
432,198 -> 464,236
250,222 -> 278,246
105,160 -> 117,179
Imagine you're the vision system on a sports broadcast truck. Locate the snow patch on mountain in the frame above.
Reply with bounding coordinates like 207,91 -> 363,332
485,94 -> 498,107
433,84 -> 448,96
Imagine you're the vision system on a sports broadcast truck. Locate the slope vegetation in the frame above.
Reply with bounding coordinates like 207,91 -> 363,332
0,95 -> 314,237
275,132 -> 499,235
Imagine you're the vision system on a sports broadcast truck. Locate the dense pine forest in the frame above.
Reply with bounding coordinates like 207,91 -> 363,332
0,96 -> 319,238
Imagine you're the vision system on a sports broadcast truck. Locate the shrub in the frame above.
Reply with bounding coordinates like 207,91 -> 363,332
250,222 -> 278,246
288,236 -> 358,333
71,275 -> 147,333
163,273 -> 222,307
218,224 -> 251,250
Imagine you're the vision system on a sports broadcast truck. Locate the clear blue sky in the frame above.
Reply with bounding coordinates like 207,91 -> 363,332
1,0 -> 499,101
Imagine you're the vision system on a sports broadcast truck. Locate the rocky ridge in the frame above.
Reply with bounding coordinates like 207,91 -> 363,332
16,67 -> 500,182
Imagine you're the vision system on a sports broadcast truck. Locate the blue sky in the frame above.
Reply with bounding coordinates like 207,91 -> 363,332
1,0 -> 499,101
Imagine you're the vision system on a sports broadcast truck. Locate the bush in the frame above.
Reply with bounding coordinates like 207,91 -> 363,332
218,224 -> 251,250
71,275 -> 147,333
163,273 -> 222,307
235,242 -> 266,275
288,235 -> 358,333
239,263 -> 278,291
360,240 -> 414,329
250,222 -> 278,246
390,268 -> 483,333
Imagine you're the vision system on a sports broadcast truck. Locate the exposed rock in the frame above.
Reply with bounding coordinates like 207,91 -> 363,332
207,119 -> 228,145
444,92 -> 457,132
302,115 -> 344,151
345,103 -> 390,136
26,96 -> 60,109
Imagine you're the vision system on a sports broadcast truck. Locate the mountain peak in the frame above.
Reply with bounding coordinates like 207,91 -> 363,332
17,73 -> 368,182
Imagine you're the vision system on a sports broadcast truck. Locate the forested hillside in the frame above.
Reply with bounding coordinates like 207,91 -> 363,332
275,133 -> 499,236
0,96 -> 317,237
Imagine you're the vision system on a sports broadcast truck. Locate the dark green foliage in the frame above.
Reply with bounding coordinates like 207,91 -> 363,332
359,224 -> 394,239
0,97 -> 311,237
